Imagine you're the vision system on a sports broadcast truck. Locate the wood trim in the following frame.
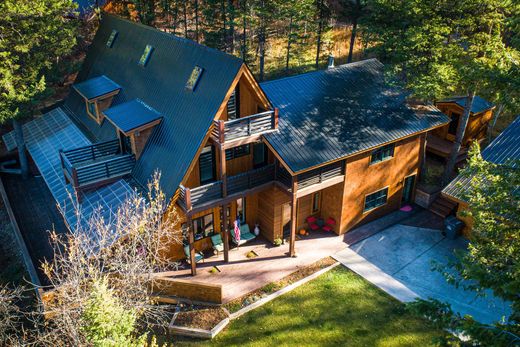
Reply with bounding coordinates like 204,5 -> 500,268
240,64 -> 272,109
102,115 -> 162,137
295,175 -> 345,199
262,139 -> 295,175
213,65 -> 247,122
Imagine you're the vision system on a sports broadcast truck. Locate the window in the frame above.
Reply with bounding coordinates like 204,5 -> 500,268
225,145 -> 250,161
138,45 -> 153,66
364,187 -> 388,212
227,87 -> 240,119
312,192 -> 320,213
87,101 -> 97,117
192,213 -> 214,240
448,112 -> 460,135
236,198 -> 246,223
370,143 -> 395,164
253,142 -> 268,168
186,66 -> 204,91
106,30 -> 118,48
199,146 -> 216,184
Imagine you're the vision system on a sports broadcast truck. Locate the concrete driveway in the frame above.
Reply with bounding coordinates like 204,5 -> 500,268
334,224 -> 511,324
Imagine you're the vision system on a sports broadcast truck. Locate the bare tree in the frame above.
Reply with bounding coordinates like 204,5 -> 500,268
0,285 -> 24,345
35,172 -> 182,345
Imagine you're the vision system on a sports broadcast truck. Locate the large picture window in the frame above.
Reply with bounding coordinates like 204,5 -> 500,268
370,143 -> 395,164
364,187 -> 388,212
193,213 -> 214,240
199,146 -> 216,184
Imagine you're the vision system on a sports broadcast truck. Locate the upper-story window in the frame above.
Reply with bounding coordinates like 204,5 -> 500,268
199,146 -> 216,185
138,45 -> 153,66
226,145 -> 250,161
370,143 -> 395,164
227,87 -> 240,120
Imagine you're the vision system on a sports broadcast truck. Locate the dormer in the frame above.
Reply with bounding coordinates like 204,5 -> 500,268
102,99 -> 162,159
73,75 -> 121,124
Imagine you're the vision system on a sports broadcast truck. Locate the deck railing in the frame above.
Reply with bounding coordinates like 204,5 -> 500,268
297,161 -> 344,190
211,109 -> 278,144
60,139 -> 135,192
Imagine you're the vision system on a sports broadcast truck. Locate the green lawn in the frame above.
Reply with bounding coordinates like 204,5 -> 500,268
175,267 -> 447,346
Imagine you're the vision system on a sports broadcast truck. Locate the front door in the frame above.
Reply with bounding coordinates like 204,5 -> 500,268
402,175 -> 416,204
282,202 -> 292,239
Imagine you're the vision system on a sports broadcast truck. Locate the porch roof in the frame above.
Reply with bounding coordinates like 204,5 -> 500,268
438,95 -> 494,115
73,75 -> 121,100
103,99 -> 162,134
2,108 -> 134,235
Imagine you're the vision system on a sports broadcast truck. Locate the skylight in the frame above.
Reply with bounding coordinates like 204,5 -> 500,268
106,30 -> 118,48
186,66 -> 204,91
138,45 -> 153,67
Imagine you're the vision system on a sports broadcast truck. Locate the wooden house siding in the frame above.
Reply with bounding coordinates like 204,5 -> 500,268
340,135 -> 421,233
434,103 -> 493,146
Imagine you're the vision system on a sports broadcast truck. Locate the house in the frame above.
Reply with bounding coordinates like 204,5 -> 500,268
427,96 -> 495,162
3,14 -> 449,276
442,116 -> 520,235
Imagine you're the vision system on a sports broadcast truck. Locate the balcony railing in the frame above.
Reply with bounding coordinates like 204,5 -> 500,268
60,139 -> 135,193
179,164 -> 278,210
178,160 -> 345,211
211,109 -> 278,144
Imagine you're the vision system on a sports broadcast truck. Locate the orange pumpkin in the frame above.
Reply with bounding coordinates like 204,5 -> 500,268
299,229 -> 306,236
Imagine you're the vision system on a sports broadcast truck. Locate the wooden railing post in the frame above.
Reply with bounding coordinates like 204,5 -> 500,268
218,120 -> 225,144
187,214 -> 196,276
247,117 -> 252,136
218,144 -> 229,262
184,187 -> 192,211
273,108 -> 279,129
289,176 -> 298,257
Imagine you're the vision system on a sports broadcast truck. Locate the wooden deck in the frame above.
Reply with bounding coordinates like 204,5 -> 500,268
426,134 -> 468,161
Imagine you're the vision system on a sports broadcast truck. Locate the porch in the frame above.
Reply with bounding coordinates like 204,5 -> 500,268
426,133 -> 468,162
156,231 -> 346,303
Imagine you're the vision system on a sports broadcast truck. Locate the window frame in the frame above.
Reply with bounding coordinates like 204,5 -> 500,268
138,45 -> 153,67
186,66 -> 204,91
199,146 -> 217,185
312,192 -> 321,213
192,213 -> 215,240
363,187 -> 389,213
236,197 -> 246,223
106,30 -> 118,48
225,144 -> 250,161
370,143 -> 395,165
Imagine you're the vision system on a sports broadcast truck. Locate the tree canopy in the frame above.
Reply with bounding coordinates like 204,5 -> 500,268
0,0 -> 78,124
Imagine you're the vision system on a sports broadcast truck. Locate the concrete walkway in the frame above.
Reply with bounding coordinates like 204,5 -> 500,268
334,224 -> 511,324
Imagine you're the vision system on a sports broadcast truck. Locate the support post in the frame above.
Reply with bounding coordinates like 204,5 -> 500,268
289,176 -> 298,257
219,145 -> 230,262
188,214 -> 196,276
273,108 -> 279,129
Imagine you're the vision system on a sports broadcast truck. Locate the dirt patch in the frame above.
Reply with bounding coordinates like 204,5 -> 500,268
0,199 -> 26,285
174,307 -> 228,330
224,256 -> 337,313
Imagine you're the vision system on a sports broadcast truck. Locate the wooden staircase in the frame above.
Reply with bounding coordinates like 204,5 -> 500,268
429,195 -> 458,218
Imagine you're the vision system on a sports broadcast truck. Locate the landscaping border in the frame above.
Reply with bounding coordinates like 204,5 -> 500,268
0,177 -> 41,300
168,261 -> 340,339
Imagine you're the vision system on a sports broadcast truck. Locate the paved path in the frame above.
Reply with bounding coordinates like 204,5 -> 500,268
334,224 -> 511,324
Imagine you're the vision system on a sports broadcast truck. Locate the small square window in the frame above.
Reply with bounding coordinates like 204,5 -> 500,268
106,30 -> 118,48
186,66 -> 204,91
370,143 -> 395,164
138,45 -> 153,66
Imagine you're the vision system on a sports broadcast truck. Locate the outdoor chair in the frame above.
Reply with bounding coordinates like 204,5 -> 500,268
183,245 -> 204,264
231,224 -> 256,246
211,233 -> 225,254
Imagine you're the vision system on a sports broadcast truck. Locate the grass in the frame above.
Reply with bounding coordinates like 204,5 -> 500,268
174,267 -> 448,346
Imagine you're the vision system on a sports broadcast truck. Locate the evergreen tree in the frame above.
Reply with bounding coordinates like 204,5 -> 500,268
0,0 -> 78,179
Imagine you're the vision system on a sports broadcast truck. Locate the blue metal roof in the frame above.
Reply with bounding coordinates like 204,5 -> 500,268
261,59 -> 450,173
73,75 -> 121,100
64,14 -> 243,200
103,99 -> 161,133
443,115 -> 520,201
439,95 -> 494,114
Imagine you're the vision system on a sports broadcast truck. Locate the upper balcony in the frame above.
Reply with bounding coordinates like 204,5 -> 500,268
177,160 -> 344,213
60,139 -> 136,196
211,109 -> 278,148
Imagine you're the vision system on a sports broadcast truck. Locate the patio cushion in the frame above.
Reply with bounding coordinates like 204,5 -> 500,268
306,216 -> 317,224
183,245 -> 203,263
309,223 -> 320,231
232,224 -> 256,245
322,225 -> 333,232
326,217 -> 336,226
316,218 -> 325,227
211,234 -> 224,252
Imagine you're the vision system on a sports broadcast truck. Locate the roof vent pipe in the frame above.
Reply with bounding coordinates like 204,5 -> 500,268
327,54 -> 335,69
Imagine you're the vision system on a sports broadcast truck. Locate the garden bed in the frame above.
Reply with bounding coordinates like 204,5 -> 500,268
224,256 -> 337,313
174,306 -> 229,330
